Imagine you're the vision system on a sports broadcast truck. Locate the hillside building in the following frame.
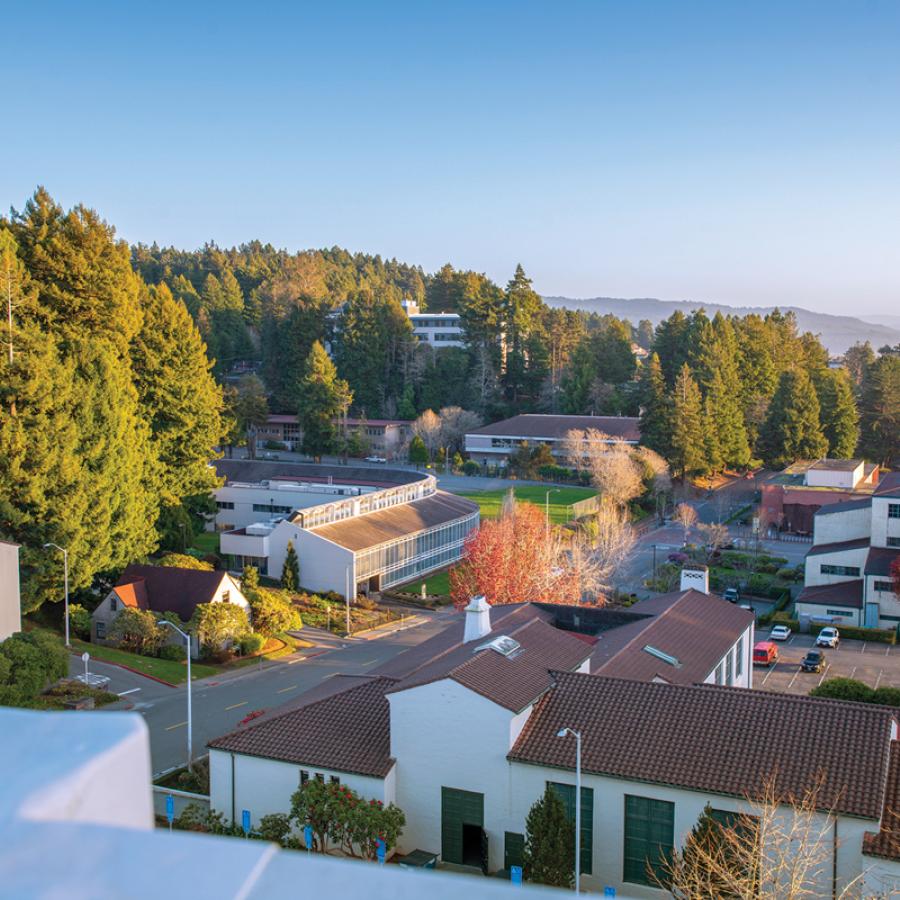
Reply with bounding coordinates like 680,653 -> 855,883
255,415 -> 411,459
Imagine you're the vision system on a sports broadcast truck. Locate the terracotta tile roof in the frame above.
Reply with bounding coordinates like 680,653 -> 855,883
115,565 -> 233,622
384,614 -> 593,712
796,580 -> 864,610
509,673 -> 896,819
866,547 -> 900,577
864,742 -> 900,860
806,537 -> 871,556
468,414 -> 640,442
309,491 -> 479,552
208,676 -> 396,778
590,590 -> 753,683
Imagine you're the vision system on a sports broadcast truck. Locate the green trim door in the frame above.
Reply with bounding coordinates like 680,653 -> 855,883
441,787 -> 484,865
504,831 -> 525,871
549,782 -> 594,875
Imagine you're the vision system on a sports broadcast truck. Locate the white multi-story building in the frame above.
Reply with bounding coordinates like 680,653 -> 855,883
796,471 -> 900,628
214,461 -> 479,597
401,300 -> 465,348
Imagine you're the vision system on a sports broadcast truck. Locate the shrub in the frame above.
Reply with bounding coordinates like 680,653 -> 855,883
463,460 -> 481,476
811,678 -> 900,708
158,644 -> 185,661
190,602 -> 250,654
68,603 -> 93,639
109,607 -> 165,655
258,813 -> 293,844
238,633 -> 266,656
872,686 -> 900,707
0,630 -> 69,705
156,553 -> 213,571
810,623 -> 896,644
249,590 -> 302,636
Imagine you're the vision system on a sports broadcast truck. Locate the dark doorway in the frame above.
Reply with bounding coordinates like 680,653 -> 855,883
462,824 -> 482,867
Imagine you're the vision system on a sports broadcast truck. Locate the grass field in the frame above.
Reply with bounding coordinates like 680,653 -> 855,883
189,532 -> 220,555
454,485 -> 597,524
72,638 -> 220,683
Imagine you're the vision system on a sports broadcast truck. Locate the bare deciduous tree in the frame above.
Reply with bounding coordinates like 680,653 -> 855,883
662,777 -> 866,899
438,406 -> 482,455
586,500 -> 637,597
674,502 -> 698,545
698,522 -> 730,561
411,409 -> 442,459
590,446 -> 644,509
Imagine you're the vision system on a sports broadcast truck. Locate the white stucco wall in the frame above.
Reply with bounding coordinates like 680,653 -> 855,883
805,546 -> 869,587
795,602 -> 862,627
209,749 -> 393,831
700,625 -> 754,688
863,856 -> 900,896
0,541 -> 22,642
813,504 -> 872,544
872,497 -> 900,549
806,464 -> 863,489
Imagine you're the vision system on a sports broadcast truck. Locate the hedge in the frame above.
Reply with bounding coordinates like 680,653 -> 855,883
811,678 -> 900,707
810,623 -> 896,645
757,591 -> 792,627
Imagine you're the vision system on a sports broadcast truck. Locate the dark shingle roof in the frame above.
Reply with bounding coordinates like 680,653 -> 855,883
468,414 -> 640,442
208,676 -> 397,778
866,547 -> 900,577
508,673 -> 896,819
864,743 -> 900,860
806,537 -> 871,557
796,580 -> 864,610
213,459 -> 426,488
591,590 -> 753,683
114,566 -> 233,621
875,472 -> 900,499
309,491 -> 479,551
814,498 -> 872,516
809,458 -> 864,471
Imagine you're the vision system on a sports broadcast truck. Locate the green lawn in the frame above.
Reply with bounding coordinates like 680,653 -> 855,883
453,486 -> 597,524
189,532 -> 220,555
72,639 -> 219,684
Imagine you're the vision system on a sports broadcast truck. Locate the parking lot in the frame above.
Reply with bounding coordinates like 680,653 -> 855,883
754,633 -> 900,696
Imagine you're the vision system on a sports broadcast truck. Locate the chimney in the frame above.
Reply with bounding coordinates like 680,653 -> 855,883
680,564 -> 709,595
463,595 -> 492,643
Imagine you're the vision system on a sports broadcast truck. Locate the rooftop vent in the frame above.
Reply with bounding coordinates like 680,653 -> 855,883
643,645 -> 681,668
474,635 -> 522,659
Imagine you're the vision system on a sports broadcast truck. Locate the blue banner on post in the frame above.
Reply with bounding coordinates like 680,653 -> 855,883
376,838 -> 386,865
510,865 -> 522,885
304,824 -> 313,851
604,887 -> 616,898
242,809 -> 251,836
165,794 -> 174,824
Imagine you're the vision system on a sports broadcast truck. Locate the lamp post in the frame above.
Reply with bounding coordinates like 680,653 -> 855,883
545,488 -> 561,525
158,620 -> 192,770
557,727 -> 582,894
43,543 -> 70,647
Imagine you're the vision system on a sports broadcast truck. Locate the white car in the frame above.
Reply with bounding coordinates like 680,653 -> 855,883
365,456 -> 387,464
769,625 -> 792,641
816,627 -> 840,648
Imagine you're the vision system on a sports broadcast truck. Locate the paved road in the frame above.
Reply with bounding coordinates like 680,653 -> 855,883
82,610 -> 457,775
755,634 -> 900,696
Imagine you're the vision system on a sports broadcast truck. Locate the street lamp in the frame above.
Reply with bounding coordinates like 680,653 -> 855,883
557,727 -> 582,894
43,543 -> 70,647
158,619 -> 193,770
545,488 -> 561,524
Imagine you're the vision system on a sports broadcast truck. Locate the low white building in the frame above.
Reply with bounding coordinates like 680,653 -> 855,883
401,300 -> 465,348
0,539 -> 21,642
215,461 -> 479,597
797,472 -> 900,628
209,588 -> 777,893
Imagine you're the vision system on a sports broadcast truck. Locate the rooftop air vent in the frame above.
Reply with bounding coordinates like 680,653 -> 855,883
474,635 -> 522,659
643,645 -> 681,668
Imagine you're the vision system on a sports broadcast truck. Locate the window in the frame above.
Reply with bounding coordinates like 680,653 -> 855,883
874,582 -> 894,593
315,773 -> 324,783
216,501 -> 235,510
888,537 -> 900,548
300,771 -> 309,785
714,662 -> 724,685
549,782 -> 593,874
623,795 -> 675,886
221,591 -> 231,604
96,621 -> 106,639
826,609 -> 853,617
725,651 -> 733,686
888,503 -> 900,519
252,503 -> 291,515
110,597 -> 117,612
735,636 -> 744,677
330,776 -> 340,785
820,564 -> 860,577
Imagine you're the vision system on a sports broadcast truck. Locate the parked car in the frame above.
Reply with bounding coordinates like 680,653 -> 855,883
816,627 -> 840,648
723,587 -> 740,603
769,625 -> 792,642
753,642 -> 778,667
365,456 -> 387,464
667,552 -> 689,564
801,650 -> 826,673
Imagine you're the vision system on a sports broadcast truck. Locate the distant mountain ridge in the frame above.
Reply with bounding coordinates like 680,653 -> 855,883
543,295 -> 900,355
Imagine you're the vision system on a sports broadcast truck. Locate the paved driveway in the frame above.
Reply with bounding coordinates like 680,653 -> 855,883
754,633 -> 900,696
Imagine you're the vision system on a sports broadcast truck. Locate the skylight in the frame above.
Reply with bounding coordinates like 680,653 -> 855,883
643,645 -> 681,668
474,635 -> 523,659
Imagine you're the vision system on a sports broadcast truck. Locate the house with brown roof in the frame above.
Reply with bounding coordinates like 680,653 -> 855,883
91,564 -> 248,655
464,413 -> 641,466
208,589 -> 900,892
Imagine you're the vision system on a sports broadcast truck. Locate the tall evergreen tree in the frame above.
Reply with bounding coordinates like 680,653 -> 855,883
523,784 -> 575,888
502,265 -> 544,405
759,369 -> 828,469
815,368 -> 859,459
638,353 -> 671,455
858,353 -> 900,467
670,364 -> 707,477
281,540 -> 300,592
297,341 -> 352,458
703,394 -> 724,475
653,310 -> 691,385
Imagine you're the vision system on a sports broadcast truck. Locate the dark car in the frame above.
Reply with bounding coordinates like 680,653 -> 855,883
801,650 -> 826,673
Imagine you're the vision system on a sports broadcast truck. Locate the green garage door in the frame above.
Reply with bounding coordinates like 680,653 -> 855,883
441,787 -> 484,864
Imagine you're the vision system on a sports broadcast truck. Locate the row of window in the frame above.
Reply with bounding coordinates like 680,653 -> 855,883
411,318 -> 461,329
820,564 -> 860,577
252,503 -> 293,515
299,771 -> 340,786
217,501 -> 235,510
874,581 -> 895,593
713,635 -> 744,686
888,536 -> 900,547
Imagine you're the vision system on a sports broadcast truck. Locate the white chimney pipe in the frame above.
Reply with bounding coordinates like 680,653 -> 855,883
680,565 -> 709,595
463,595 -> 492,643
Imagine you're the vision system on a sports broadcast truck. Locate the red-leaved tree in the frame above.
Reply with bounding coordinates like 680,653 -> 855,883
449,500 -> 617,609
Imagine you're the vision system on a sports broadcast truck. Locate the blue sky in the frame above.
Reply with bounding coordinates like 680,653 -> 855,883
2,1 -> 898,314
